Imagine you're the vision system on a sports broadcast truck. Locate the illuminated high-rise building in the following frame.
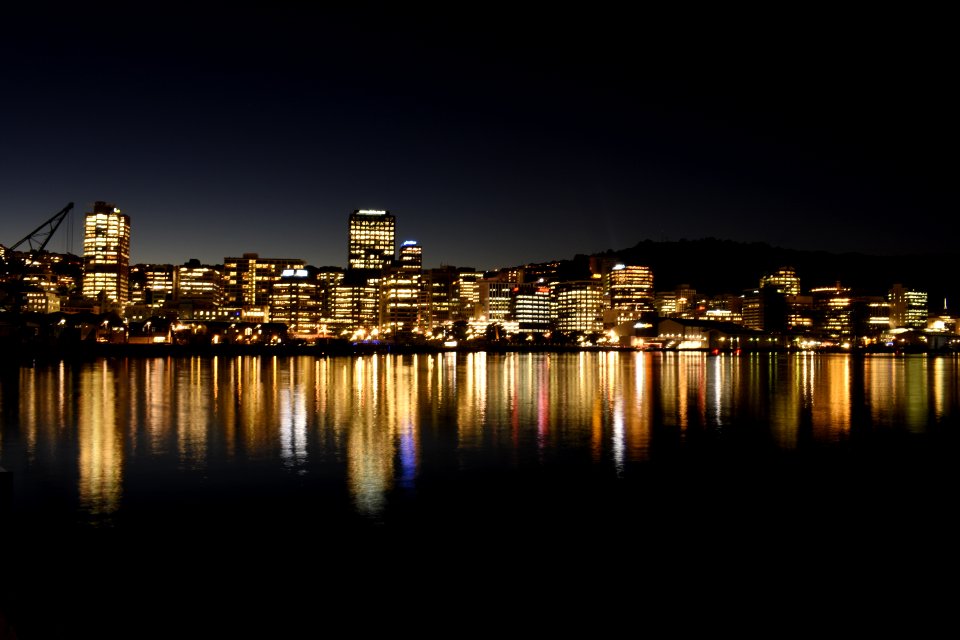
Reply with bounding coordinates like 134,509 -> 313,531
513,283 -> 552,333
270,268 -> 320,336
82,201 -> 131,305
888,284 -> 928,329
555,280 -> 604,333
380,240 -> 423,335
349,209 -> 396,272
333,276 -> 379,336
607,264 -> 654,324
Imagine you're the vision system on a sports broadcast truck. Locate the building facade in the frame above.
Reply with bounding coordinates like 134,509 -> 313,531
380,240 -> 423,336
348,209 -> 396,271
607,264 -> 654,315
888,284 -> 928,329
270,269 -> 320,336
555,280 -> 604,333
82,201 -> 131,305
223,253 -> 305,309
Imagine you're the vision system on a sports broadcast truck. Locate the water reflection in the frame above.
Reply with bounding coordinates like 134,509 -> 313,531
2,353 -> 958,525
77,360 -> 124,519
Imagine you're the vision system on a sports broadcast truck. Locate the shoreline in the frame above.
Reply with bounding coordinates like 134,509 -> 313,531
3,340 -> 954,364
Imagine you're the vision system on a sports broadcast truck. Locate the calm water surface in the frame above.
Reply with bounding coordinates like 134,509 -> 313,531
2,352 -> 958,637
2,351 -> 959,527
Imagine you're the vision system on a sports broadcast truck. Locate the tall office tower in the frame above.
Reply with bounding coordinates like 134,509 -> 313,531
82,201 -> 131,305
380,240 -> 423,335
348,209 -> 396,271
607,264 -> 654,315
888,283 -> 928,329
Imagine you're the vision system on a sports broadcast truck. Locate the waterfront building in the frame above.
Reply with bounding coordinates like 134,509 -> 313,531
513,283 -> 552,333
333,272 -> 379,336
607,264 -> 654,320
888,283 -> 928,329
270,268 -> 320,336
555,280 -> 604,333
81,201 -> 130,306
380,240 -> 423,336
810,282 -> 854,339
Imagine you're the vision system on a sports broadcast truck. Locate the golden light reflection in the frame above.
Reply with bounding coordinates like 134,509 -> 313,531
457,353 -> 487,451
814,356 -> 851,441
77,360 -> 124,517
345,355 -> 394,516
176,357 -> 209,469
625,352 -> 651,462
864,355 -> 929,433
6,353 -> 958,526
768,355 -> 801,449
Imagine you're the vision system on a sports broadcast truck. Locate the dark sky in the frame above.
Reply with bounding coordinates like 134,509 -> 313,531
1,6 -> 955,270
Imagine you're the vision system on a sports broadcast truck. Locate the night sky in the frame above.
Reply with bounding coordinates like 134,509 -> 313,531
1,7 -> 955,270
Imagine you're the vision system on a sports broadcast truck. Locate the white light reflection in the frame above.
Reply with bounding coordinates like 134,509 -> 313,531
711,354 -> 723,426
612,397 -> 625,477
279,359 -> 308,472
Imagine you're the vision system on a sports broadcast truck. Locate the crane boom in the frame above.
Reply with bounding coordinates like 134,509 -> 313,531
9,202 -> 75,254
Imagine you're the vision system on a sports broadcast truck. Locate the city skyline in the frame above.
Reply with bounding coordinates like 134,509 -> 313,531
2,8 -> 955,269
6,200 -> 955,307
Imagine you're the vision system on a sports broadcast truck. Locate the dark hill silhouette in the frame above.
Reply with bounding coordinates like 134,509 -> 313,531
589,238 -> 957,310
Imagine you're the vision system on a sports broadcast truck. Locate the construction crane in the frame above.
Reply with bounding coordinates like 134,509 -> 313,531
7,202 -> 75,254
1,202 -> 75,313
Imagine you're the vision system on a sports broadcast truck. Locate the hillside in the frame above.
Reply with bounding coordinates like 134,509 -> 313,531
596,238 -> 958,309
